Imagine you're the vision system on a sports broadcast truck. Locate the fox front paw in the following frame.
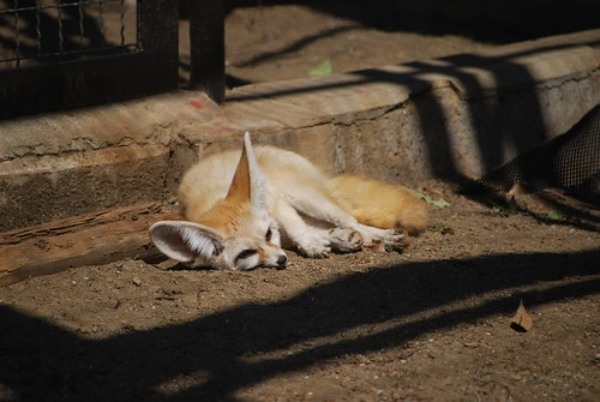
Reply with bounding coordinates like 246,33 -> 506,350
298,243 -> 331,259
296,233 -> 331,259
328,227 -> 363,253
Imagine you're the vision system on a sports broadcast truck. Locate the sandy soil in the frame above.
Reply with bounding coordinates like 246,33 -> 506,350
221,4 -> 492,86
1,180 -> 599,401
1,3 -> 599,402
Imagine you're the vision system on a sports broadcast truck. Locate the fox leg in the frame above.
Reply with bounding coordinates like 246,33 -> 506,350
271,199 -> 331,258
283,188 -> 407,252
271,199 -> 364,256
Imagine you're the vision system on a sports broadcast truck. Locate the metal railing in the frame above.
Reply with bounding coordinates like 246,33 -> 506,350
0,0 -> 137,68
0,0 -> 224,119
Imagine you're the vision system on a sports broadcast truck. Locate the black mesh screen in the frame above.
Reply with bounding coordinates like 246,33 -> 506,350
480,104 -> 600,199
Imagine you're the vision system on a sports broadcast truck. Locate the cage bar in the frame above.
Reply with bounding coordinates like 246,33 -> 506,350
188,0 -> 225,103
0,0 -> 178,118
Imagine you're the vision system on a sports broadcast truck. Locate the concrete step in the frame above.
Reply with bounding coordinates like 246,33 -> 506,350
0,29 -> 598,283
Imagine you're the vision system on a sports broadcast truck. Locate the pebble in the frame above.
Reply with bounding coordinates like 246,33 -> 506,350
132,277 -> 142,286
161,285 -> 183,295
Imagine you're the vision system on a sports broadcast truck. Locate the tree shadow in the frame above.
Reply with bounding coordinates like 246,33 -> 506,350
1,249 -> 599,401
225,0 -> 600,44
230,40 -> 600,184
234,24 -> 362,69
221,3 -> 600,212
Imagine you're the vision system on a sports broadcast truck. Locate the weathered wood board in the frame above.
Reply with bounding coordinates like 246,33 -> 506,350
0,203 -> 179,286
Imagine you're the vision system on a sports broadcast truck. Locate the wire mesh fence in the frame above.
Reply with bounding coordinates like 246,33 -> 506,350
0,0 -> 138,69
478,104 -> 600,202
0,0 -> 224,118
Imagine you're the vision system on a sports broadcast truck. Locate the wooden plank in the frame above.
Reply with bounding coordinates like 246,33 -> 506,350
0,203 -> 179,286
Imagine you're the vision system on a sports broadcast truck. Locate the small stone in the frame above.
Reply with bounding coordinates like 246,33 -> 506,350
160,286 -> 182,295
132,277 -> 142,286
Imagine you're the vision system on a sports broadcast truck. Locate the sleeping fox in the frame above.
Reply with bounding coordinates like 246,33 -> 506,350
150,132 -> 428,270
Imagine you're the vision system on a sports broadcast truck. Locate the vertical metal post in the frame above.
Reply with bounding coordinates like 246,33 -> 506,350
188,0 -> 225,103
137,0 -> 180,92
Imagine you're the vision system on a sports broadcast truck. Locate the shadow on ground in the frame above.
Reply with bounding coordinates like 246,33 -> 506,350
229,39 -> 600,186
224,0 -> 600,44
1,249 -> 599,401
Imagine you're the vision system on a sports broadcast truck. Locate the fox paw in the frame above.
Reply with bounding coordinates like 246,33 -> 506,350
296,234 -> 331,259
328,228 -> 363,253
359,226 -> 408,253
298,244 -> 331,259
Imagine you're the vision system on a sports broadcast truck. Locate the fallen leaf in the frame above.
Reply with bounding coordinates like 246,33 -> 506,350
547,210 -> 562,221
426,195 -> 451,208
309,59 -> 332,77
406,189 -> 450,208
510,299 -> 533,332
507,182 -> 526,198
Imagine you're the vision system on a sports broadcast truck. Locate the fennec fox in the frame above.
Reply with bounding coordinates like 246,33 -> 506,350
150,132 -> 428,270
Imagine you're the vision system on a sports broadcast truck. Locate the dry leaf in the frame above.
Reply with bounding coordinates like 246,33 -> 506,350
510,299 -> 533,332
507,182 -> 526,198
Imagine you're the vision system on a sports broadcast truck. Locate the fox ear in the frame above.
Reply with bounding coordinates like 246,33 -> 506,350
149,221 -> 225,263
226,131 -> 268,210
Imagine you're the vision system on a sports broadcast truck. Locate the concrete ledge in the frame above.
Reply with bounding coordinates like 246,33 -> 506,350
0,144 -> 170,231
1,29 -> 599,232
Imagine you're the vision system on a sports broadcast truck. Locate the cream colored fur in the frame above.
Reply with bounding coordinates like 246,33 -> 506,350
150,132 -> 428,270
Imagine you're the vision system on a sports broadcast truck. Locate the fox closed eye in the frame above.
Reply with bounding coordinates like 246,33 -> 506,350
235,249 -> 257,264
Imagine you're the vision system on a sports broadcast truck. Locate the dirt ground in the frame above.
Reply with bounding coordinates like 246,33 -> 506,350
220,4 -> 492,86
2,3 -> 600,402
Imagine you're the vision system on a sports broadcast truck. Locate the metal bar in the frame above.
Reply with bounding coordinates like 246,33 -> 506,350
0,0 -> 138,65
78,0 -> 86,49
35,1 -> 42,53
57,1 -> 65,52
119,0 -> 126,46
0,49 -> 171,119
188,0 -> 225,103
14,0 -> 21,67
0,44 -> 139,65
0,1 -> 120,15
98,0 -> 106,40
0,0 -> 180,119
136,0 -> 179,90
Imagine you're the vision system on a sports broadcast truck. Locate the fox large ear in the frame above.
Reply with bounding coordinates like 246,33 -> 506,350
226,131 -> 268,210
149,221 -> 226,263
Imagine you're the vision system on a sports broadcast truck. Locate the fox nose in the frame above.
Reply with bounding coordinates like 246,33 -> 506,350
276,255 -> 288,269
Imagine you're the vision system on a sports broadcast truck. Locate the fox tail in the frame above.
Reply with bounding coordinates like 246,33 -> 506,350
328,174 -> 429,235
